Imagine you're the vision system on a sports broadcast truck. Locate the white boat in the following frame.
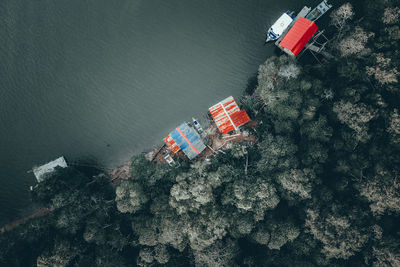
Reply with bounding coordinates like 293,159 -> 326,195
265,11 -> 294,43
192,117 -> 203,133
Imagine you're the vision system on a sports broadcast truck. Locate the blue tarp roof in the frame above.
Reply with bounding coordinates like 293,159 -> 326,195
170,123 -> 206,160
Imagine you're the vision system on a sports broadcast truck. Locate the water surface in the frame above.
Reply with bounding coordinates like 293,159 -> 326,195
0,0 -> 320,224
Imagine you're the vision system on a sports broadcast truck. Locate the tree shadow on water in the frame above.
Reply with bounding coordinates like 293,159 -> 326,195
68,156 -> 106,177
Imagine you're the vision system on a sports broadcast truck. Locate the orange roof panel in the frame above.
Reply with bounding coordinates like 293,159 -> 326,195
164,135 -> 180,153
209,96 -> 251,134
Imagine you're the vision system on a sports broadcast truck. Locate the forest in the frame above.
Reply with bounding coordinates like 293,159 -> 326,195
1,1 -> 399,266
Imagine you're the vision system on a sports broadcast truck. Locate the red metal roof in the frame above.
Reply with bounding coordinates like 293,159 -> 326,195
209,96 -> 251,134
164,135 -> 180,153
280,17 -> 318,56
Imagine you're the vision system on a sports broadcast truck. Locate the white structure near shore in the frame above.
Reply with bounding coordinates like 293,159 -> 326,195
33,156 -> 68,182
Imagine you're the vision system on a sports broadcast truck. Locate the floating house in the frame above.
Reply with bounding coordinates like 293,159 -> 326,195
278,17 -> 318,57
33,156 -> 68,182
272,1 -> 333,59
209,96 -> 251,134
164,122 -> 206,160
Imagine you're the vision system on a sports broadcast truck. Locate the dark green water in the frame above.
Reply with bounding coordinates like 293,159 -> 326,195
0,0 -> 320,224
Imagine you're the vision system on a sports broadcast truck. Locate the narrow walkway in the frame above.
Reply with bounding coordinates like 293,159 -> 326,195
0,208 -> 53,235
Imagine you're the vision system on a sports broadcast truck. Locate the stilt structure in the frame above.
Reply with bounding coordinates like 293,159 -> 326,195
299,30 -> 334,62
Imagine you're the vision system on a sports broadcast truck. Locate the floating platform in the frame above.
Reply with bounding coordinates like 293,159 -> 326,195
32,156 -> 68,182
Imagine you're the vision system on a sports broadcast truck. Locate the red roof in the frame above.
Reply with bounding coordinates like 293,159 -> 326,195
164,135 -> 180,153
209,96 -> 251,134
280,17 -> 318,56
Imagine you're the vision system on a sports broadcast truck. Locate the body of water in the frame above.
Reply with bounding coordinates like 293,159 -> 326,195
0,0 -> 320,224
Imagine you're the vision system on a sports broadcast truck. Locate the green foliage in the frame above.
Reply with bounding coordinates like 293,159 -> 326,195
36,239 -> 79,267
222,178 -> 279,221
388,109 -> 400,144
300,115 -> 332,143
368,238 -> 400,267
193,238 -> 239,267
257,133 -> 298,173
131,154 -> 156,179
170,175 -> 214,214
333,100 -> 376,143
115,180 -> 148,214
356,166 -> 400,216
267,221 -> 300,250
276,169 -> 315,200
305,206 -> 369,260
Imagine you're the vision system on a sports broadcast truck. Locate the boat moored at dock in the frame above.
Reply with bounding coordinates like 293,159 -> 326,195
192,117 -> 204,133
266,2 -> 333,60
306,0 -> 332,21
265,11 -> 295,43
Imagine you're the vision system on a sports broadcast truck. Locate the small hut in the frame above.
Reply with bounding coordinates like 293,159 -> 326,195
209,96 -> 251,134
164,122 -> 206,160
278,17 -> 318,57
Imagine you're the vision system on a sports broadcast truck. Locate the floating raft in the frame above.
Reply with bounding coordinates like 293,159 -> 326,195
33,156 -> 68,182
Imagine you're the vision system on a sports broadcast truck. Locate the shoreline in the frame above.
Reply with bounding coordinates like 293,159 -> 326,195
107,119 -> 258,182
1,115 -> 257,234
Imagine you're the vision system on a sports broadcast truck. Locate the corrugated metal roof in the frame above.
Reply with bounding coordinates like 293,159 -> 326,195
165,123 -> 206,160
164,135 -> 181,153
280,17 -> 318,56
209,96 -> 251,134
